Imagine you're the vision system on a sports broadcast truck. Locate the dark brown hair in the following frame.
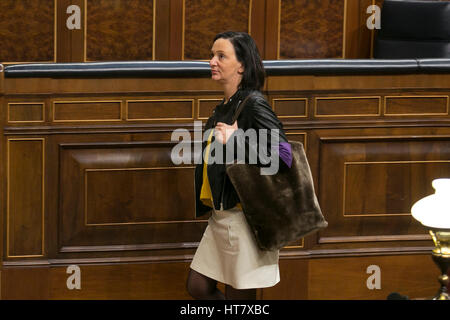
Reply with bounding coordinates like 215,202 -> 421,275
213,31 -> 265,91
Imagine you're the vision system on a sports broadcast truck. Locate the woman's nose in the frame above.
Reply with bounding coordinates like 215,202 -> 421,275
209,56 -> 217,66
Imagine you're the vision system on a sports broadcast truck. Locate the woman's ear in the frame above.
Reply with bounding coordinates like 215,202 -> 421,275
238,63 -> 244,75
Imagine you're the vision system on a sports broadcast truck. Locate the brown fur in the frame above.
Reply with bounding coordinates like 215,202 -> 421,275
226,141 -> 328,251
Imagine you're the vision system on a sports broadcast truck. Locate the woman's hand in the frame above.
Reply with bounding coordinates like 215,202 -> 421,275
214,121 -> 238,144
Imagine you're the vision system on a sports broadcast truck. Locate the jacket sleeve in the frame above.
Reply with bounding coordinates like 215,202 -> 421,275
226,93 -> 292,174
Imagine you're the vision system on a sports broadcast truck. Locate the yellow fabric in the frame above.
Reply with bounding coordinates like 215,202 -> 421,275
200,130 -> 214,207
200,129 -> 242,210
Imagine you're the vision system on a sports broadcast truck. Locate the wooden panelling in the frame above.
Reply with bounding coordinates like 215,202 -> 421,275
1,253 -> 441,300
264,0 -> 280,60
198,99 -> 222,120
126,99 -> 194,121
307,255 -> 438,299
344,0 -> 374,58
3,67 -> 450,299
319,136 -> 450,241
0,0 -> 55,63
344,160 -> 450,217
2,262 -> 192,299
86,0 -> 154,61
279,0 -> 345,59
154,0 -> 184,60
48,262 -> 193,299
8,102 -> 45,123
59,141 -> 201,251
7,139 -> 45,257
286,132 -> 307,150
261,258 -> 309,299
384,96 -> 449,116
0,0 -> 391,63
1,267 -> 50,299
53,100 -> 122,122
272,98 -> 308,118
85,167 -> 195,226
57,0 -> 85,62
183,0 -> 251,60
315,96 -> 381,117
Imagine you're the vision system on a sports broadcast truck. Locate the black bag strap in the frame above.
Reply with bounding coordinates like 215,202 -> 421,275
231,92 -> 256,123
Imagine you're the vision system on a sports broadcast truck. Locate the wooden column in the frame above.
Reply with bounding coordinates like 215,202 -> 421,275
56,0 -> 85,62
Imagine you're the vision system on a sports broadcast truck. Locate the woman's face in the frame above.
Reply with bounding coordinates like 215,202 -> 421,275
209,38 -> 244,87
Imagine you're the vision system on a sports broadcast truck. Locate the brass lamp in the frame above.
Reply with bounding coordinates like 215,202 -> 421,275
411,178 -> 450,300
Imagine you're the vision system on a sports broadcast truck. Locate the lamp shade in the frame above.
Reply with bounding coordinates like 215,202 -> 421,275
411,179 -> 450,229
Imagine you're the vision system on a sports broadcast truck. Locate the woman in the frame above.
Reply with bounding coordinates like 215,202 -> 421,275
186,31 -> 292,300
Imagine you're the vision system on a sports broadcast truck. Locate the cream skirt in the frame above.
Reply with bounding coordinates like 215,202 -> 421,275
190,206 -> 280,289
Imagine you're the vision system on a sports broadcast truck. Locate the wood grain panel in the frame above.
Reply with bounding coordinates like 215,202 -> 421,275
279,0 -> 345,59
126,100 -> 194,121
261,259 -> 308,299
273,98 -> 307,118
308,255 -> 439,299
315,96 -> 381,117
85,167 -> 195,226
1,267 -> 50,299
86,0 -> 154,61
57,0 -> 85,62
344,0 -> 373,58
264,0 -> 280,60
53,101 -> 122,122
7,139 -> 45,257
49,262 -> 193,299
59,142 -> 203,250
8,102 -> 45,123
184,0 -> 250,60
286,132 -> 307,150
385,96 -> 449,116
0,0 -> 54,62
198,99 -> 221,120
154,0 -> 184,60
344,161 -> 450,217
319,137 -> 450,240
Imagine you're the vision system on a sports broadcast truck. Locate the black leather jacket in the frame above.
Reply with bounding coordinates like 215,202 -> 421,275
194,89 -> 289,217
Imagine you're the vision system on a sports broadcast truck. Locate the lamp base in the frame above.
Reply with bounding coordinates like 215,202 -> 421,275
431,254 -> 450,300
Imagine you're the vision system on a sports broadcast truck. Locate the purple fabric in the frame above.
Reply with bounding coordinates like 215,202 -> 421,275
279,142 -> 292,168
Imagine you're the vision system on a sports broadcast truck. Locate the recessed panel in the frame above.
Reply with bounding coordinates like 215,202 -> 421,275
85,167 -> 194,226
315,97 -> 381,117
127,100 -> 194,121
385,96 -> 449,116
319,137 -> 450,240
8,102 -> 44,122
273,98 -> 307,118
7,139 -> 44,257
198,99 -> 221,120
53,101 -> 122,121
344,161 -> 450,216
59,142 -> 203,250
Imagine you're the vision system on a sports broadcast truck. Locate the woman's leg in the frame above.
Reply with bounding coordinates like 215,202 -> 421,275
186,268 -> 225,300
225,285 -> 257,300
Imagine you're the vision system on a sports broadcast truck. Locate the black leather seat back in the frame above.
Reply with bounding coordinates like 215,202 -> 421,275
374,0 -> 450,59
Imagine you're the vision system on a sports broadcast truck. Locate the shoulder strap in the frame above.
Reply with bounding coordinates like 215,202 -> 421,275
232,92 -> 256,123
